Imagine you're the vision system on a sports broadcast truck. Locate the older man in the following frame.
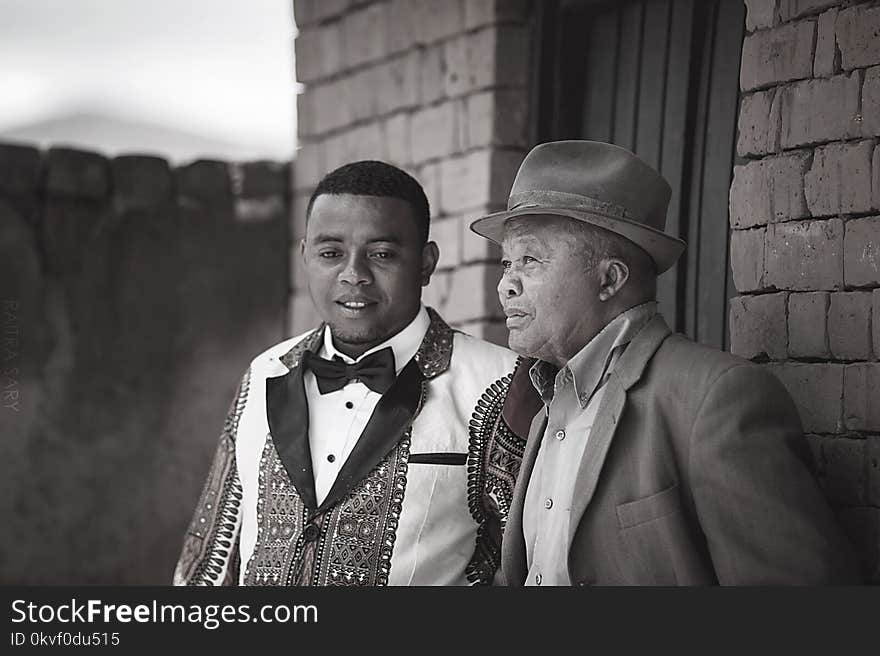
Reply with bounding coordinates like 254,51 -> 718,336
470,140 -> 860,586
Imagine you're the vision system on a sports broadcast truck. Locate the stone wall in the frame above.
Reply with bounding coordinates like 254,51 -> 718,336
291,0 -> 533,343
731,0 -> 880,580
0,143 -> 289,583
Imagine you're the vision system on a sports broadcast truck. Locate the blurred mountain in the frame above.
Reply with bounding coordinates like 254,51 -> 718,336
0,111 -> 281,163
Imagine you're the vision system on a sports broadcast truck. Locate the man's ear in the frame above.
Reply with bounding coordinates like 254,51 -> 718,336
598,258 -> 630,302
300,238 -> 306,257
421,241 -> 439,286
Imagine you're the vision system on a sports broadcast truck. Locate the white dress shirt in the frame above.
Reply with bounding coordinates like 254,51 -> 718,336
523,302 -> 658,586
304,305 -> 430,506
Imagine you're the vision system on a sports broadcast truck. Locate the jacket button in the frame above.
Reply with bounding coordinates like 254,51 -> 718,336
554,429 -> 566,440
544,498 -> 553,509
302,523 -> 320,542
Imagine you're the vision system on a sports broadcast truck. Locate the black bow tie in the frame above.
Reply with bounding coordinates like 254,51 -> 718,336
303,347 -> 396,395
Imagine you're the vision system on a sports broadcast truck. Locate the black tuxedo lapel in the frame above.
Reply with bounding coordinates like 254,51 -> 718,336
318,360 -> 424,512
266,328 -> 323,511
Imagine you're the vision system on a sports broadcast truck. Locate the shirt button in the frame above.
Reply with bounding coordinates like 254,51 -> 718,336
302,523 -> 320,542
554,429 -> 566,441
327,454 -> 336,463
345,401 -> 354,409
544,498 -> 553,510
535,573 -> 542,585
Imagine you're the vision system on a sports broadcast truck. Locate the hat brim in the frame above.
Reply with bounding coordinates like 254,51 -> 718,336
469,207 -> 686,274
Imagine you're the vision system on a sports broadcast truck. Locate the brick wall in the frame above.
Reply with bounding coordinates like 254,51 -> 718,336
732,0 -> 880,580
0,143 -> 289,582
291,0 -> 532,343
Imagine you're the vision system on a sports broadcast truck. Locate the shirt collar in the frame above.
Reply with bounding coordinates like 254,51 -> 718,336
320,304 -> 431,376
529,301 -> 658,407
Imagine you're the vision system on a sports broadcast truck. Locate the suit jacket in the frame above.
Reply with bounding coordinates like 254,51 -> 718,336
174,308 -> 529,586
502,314 -> 860,585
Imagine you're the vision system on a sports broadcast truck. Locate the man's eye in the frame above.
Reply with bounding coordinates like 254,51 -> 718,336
370,251 -> 394,259
319,251 -> 341,258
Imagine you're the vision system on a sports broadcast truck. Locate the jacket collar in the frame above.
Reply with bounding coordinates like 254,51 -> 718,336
267,307 -> 454,513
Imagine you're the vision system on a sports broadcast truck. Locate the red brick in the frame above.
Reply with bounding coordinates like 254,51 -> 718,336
730,228 -> 767,293
344,66 -> 379,123
291,192 -> 310,241
457,319 -> 508,347
423,262 -> 503,323
0,143 -> 41,195
829,292 -> 873,361
874,290 -> 880,357
342,3 -> 388,68
744,0 -> 779,31
45,147 -> 109,199
297,90 -> 318,138
729,153 -> 810,228
419,45 -> 447,105
779,73 -> 861,148
740,19 -> 815,92
869,436 -> 880,506
874,146 -> 880,211
289,292 -> 319,336
464,0 -> 528,30
462,206 -> 503,263
293,0 -> 350,28
844,363 -> 880,431
807,435 -> 867,505
413,0 -> 465,45
386,0 -> 417,55
861,66 -> 880,138
439,149 -> 522,214
292,142 -> 324,192
346,122 -> 386,162
737,89 -> 782,157
383,113 -> 411,166
768,362 -> 843,433
729,292 -> 788,360
836,4 -> 880,71
294,22 -> 344,83
322,131 -> 350,174
410,102 -> 460,164
804,141 -> 874,217
764,219 -> 844,291
374,51 -> 421,115
788,291 -> 829,358
431,215 -> 462,269
463,89 -> 530,150
844,216 -> 880,287
416,161 -> 442,216
444,26 -> 530,98
779,0 -> 840,22
310,79 -> 351,133
112,156 -> 172,210
813,8 -> 839,78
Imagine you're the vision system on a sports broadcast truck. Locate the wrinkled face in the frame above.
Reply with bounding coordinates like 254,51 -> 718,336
498,216 -> 605,366
302,194 -> 437,357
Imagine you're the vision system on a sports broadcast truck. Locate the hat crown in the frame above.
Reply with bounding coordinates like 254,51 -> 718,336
509,141 -> 672,232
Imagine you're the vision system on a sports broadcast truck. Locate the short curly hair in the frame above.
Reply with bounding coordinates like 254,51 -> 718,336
306,160 -> 431,243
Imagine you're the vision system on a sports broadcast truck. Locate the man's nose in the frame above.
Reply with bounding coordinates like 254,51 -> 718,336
339,253 -> 372,285
497,269 -> 521,299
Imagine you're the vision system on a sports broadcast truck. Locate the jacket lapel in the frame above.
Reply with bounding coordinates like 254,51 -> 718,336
265,328 -> 324,511
566,314 -> 672,549
502,408 -> 547,586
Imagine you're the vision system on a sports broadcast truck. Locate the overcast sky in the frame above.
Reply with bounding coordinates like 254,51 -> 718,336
0,0 -> 296,161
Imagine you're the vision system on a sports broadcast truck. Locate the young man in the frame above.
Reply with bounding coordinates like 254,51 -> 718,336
174,161 -> 537,586
470,140 -> 859,585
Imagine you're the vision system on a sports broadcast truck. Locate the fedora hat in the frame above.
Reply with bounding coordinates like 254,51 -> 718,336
469,140 -> 686,273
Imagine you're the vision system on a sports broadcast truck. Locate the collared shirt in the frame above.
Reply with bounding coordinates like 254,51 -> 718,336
305,305 -> 430,506
523,301 -> 658,586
